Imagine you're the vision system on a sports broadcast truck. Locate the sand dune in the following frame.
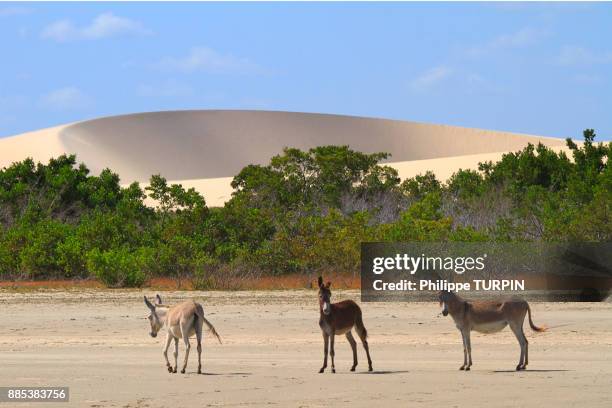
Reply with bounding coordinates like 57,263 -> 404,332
0,110 -> 570,206
0,124 -> 71,166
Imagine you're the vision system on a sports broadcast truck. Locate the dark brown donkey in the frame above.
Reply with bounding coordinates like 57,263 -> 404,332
317,276 -> 373,373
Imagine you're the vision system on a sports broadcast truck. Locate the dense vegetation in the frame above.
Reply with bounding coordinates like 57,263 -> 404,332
0,130 -> 610,287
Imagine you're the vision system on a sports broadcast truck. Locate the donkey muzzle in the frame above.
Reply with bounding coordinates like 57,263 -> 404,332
322,303 -> 331,315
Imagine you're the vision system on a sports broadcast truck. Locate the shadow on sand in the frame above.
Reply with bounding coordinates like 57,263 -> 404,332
354,370 -> 411,375
198,372 -> 252,376
492,369 -> 570,373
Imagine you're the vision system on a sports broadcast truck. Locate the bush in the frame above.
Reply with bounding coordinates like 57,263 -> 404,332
192,256 -> 221,290
86,247 -> 151,287
57,233 -> 88,278
0,225 -> 24,278
0,132 -> 609,285
18,219 -> 71,279
151,236 -> 203,288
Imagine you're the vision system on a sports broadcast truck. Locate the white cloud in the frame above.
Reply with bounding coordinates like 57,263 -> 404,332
42,20 -> 73,41
137,79 -> 194,98
156,47 -> 261,74
409,66 -> 453,91
0,7 -> 31,17
556,46 -> 612,66
39,87 -> 91,110
41,13 -> 150,42
467,27 -> 548,57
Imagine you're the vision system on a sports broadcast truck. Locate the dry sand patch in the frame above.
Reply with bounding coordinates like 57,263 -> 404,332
0,290 -> 611,407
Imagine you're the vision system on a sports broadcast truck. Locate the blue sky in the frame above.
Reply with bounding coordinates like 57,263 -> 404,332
0,2 -> 611,140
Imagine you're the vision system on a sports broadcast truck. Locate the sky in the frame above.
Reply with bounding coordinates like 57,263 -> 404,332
0,2 -> 611,140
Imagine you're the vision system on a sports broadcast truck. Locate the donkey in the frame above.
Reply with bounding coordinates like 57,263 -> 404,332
438,290 -> 546,371
317,277 -> 373,373
144,295 -> 221,374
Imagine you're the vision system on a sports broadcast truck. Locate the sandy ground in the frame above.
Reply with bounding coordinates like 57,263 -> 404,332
1,290 -> 611,408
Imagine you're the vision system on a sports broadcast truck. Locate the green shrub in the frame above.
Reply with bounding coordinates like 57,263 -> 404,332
0,225 -> 23,278
0,132 -> 609,283
56,233 -> 87,278
192,256 -> 221,290
86,247 -> 151,287
19,219 -> 71,279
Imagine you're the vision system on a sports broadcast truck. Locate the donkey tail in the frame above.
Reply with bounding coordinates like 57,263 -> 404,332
355,308 -> 368,339
195,303 -> 222,344
202,316 -> 223,344
527,304 -> 547,332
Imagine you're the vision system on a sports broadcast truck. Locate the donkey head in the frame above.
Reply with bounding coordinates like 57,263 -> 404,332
144,295 -> 163,338
317,276 -> 332,315
438,290 -> 454,316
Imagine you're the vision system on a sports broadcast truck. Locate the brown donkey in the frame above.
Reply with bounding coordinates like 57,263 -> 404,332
317,276 -> 373,373
439,290 -> 546,371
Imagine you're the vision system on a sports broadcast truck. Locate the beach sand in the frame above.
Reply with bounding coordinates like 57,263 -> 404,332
0,290 -> 610,407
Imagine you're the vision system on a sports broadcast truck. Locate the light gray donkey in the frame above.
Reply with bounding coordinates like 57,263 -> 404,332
144,295 -> 222,374
439,290 -> 546,371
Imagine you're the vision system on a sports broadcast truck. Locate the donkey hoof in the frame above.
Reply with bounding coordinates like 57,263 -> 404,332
198,369 -> 202,374
459,366 -> 465,371
465,367 -> 470,371
167,366 -> 173,373
332,368 -> 336,374
181,369 -> 186,374
318,368 -> 325,373
173,368 -> 177,373
368,366 -> 373,372
350,366 -> 356,372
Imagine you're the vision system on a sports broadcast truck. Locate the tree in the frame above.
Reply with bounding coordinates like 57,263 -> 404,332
231,146 -> 397,210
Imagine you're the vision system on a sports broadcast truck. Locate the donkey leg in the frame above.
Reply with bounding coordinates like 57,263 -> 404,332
356,327 -> 373,371
172,337 -> 179,373
510,322 -> 527,370
319,333 -> 329,373
465,331 -> 473,370
346,331 -> 358,371
163,332 -> 173,372
330,331 -> 336,374
523,335 -> 529,369
180,333 -> 191,374
459,331 -> 468,370
195,321 -> 203,374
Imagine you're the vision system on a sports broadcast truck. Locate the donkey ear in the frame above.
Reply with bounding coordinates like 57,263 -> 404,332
326,281 -> 331,289
317,276 -> 323,288
144,296 -> 155,311
155,294 -> 162,304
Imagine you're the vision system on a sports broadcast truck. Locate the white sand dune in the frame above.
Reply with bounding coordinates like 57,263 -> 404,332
0,110 -> 571,206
